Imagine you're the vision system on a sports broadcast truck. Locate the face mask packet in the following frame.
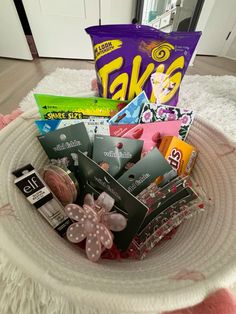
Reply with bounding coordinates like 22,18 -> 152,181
139,103 -> 194,140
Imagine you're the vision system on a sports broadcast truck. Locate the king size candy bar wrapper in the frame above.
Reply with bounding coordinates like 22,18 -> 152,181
159,136 -> 198,176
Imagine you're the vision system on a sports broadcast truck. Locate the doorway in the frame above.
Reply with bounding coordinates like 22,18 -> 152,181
13,0 -> 38,57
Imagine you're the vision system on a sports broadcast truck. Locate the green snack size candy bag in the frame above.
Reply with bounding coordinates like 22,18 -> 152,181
34,94 -> 128,119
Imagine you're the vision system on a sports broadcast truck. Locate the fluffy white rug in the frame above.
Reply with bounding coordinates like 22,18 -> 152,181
0,69 -> 236,314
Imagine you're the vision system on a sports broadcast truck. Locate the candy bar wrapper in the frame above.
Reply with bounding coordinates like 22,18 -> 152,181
35,118 -> 110,142
159,136 -> 198,176
109,91 -> 149,125
35,94 -> 128,119
139,103 -> 194,140
129,176 -> 210,259
86,24 -> 201,106
110,120 -> 182,155
37,123 -> 92,169
92,134 -> 143,178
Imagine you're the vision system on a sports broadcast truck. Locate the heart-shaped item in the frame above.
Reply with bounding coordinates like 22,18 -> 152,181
132,127 -> 143,139
152,132 -> 161,143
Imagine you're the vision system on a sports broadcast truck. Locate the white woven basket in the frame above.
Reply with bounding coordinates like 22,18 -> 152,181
0,111 -> 236,313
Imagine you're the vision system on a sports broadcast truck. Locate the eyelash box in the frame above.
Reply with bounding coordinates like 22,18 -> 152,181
13,164 -> 72,236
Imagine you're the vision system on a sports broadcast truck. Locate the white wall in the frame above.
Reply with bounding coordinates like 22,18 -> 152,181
195,0 -> 215,55
222,21 -> 236,60
196,0 -> 236,55
22,0 -> 100,59
196,0 -> 215,33
101,0 -> 135,24
0,0 -> 32,60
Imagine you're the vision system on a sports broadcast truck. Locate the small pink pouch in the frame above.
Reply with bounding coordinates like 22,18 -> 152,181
110,120 -> 182,154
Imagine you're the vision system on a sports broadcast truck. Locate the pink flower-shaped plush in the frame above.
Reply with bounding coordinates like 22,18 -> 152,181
65,192 -> 127,262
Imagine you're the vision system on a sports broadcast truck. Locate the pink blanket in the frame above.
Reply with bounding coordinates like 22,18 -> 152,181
0,109 -> 22,129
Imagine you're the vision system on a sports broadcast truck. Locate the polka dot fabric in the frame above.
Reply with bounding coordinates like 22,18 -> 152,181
65,203 -> 113,262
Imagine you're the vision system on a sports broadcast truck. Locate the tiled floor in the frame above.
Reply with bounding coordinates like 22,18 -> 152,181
0,56 -> 235,114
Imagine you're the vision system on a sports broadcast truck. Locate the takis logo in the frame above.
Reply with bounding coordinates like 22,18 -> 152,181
151,42 -> 174,62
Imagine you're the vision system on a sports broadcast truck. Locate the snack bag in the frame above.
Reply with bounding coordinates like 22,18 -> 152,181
35,94 -> 127,119
86,24 -> 201,106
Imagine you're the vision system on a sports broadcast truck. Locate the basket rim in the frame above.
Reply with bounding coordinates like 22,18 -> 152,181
0,114 -> 236,312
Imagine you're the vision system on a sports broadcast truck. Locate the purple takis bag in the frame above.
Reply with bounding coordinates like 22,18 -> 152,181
86,24 -> 201,106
